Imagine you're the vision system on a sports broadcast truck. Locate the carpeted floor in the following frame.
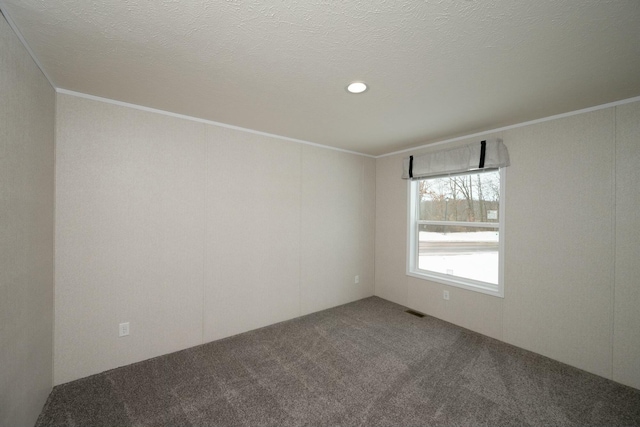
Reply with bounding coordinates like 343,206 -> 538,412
36,297 -> 640,427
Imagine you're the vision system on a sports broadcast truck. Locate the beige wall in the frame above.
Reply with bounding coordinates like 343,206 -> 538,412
614,102 -> 640,388
54,93 -> 375,385
375,101 -> 640,389
0,13 -> 55,427
55,95 -> 206,384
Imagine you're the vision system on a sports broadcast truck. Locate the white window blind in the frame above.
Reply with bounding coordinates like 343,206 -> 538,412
402,139 -> 510,180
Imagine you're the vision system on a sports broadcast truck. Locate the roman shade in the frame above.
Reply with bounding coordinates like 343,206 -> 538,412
402,139 -> 510,180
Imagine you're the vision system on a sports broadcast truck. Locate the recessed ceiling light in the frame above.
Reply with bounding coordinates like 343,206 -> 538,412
346,82 -> 368,94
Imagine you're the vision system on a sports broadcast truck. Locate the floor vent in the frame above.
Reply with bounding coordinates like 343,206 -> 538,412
405,309 -> 425,318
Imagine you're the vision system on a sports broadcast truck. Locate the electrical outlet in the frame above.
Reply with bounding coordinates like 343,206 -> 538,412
119,322 -> 130,337
443,290 -> 450,301
354,275 -> 360,284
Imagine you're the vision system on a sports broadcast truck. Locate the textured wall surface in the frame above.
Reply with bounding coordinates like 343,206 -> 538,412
0,13 -> 55,427
54,93 -> 376,385
375,100 -> 640,389
55,95 -> 206,385
502,110 -> 615,379
203,126 -> 301,342
613,102 -> 640,388
300,146 -> 376,315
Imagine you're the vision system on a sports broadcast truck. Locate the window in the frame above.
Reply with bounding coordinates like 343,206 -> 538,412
407,168 -> 505,297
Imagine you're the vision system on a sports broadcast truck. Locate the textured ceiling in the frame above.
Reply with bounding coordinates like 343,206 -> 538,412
2,0 -> 640,155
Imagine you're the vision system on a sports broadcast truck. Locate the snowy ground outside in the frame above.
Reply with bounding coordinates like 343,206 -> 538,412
418,231 -> 499,284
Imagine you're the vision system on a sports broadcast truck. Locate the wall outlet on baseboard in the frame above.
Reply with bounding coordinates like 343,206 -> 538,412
443,290 -> 450,301
119,322 -> 130,337
354,275 -> 360,284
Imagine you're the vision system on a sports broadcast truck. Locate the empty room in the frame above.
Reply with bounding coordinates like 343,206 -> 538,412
2,1 -> 640,426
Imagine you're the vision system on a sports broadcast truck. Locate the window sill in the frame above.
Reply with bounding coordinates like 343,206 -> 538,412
406,270 -> 504,298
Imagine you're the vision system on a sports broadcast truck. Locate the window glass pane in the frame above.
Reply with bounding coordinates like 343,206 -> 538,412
418,170 -> 500,223
418,224 -> 499,284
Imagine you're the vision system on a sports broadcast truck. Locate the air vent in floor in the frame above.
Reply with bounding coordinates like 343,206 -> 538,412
405,309 -> 425,318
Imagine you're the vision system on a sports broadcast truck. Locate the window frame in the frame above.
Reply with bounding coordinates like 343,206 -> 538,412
406,167 -> 506,298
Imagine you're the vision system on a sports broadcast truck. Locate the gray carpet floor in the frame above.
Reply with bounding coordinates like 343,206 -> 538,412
36,297 -> 640,427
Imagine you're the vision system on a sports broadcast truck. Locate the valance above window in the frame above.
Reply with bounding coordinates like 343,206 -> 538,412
402,139 -> 510,180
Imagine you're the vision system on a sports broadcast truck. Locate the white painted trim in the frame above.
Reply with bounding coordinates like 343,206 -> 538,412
56,88 -> 376,158
406,180 -> 416,278
417,220 -> 499,228
377,95 -> 640,158
0,2 -> 56,88
406,169 -> 505,298
497,167 -> 506,298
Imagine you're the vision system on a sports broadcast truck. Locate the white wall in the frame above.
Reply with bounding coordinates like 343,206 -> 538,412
375,101 -> 640,389
0,13 -> 55,427
54,93 -> 375,385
